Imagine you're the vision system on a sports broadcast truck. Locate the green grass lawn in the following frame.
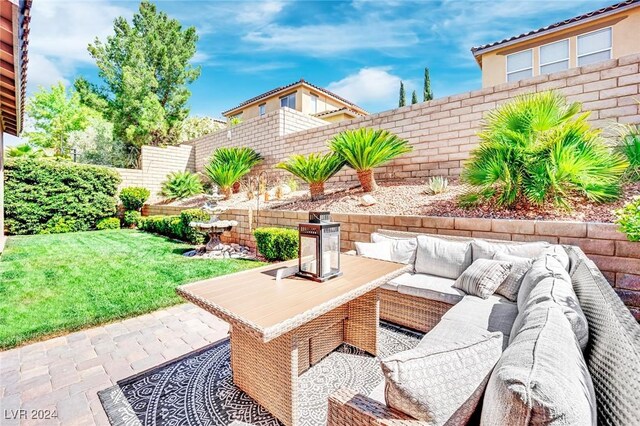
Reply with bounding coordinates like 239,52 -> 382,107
0,229 -> 264,349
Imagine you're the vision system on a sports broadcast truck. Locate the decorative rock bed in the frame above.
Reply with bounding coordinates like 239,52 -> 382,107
183,243 -> 255,260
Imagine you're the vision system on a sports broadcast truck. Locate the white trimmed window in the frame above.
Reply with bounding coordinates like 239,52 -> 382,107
280,93 -> 296,109
506,49 -> 533,82
578,27 -> 612,66
310,94 -> 318,113
259,103 -> 266,116
540,39 -> 569,74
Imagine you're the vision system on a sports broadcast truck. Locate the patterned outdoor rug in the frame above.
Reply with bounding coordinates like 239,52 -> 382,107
98,322 -> 422,426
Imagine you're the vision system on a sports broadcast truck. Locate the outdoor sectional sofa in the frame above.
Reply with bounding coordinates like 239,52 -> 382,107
328,230 -> 640,426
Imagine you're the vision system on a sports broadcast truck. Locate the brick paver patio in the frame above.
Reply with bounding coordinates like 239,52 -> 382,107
0,304 -> 229,425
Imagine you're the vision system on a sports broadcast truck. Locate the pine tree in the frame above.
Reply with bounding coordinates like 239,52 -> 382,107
411,90 -> 418,104
423,67 -> 433,101
399,81 -> 406,107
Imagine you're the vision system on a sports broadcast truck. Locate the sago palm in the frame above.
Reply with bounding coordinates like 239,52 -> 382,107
461,91 -> 628,209
161,171 -> 204,200
329,128 -> 412,192
204,160 -> 251,199
276,153 -> 345,200
211,147 -> 262,193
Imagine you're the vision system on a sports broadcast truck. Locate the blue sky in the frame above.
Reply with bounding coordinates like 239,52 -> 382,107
12,0 -> 615,145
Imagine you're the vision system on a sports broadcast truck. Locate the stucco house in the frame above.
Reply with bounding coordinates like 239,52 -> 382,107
0,0 -> 30,252
222,79 -> 368,123
472,0 -> 640,87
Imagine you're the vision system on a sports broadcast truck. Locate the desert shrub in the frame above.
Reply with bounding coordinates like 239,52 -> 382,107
616,198 -> 640,241
123,210 -> 142,228
460,91 -> 628,209
119,187 -> 150,211
161,171 -> 203,200
4,158 -> 120,235
138,208 -> 209,244
253,227 -> 299,261
615,124 -> 640,181
426,176 -> 448,195
96,217 -> 121,230
329,128 -> 412,192
276,153 -> 344,200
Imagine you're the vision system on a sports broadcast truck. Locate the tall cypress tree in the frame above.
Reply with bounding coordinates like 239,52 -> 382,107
423,67 -> 433,101
411,90 -> 418,104
399,81 -> 406,107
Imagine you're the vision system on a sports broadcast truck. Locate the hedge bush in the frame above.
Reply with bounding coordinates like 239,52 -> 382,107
4,158 -> 120,235
96,217 -> 121,230
253,227 -> 299,261
138,208 -> 209,244
119,187 -> 150,211
616,198 -> 640,241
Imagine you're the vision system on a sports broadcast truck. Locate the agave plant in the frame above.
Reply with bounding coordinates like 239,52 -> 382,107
211,147 -> 262,193
329,128 -> 412,192
204,160 -> 252,199
614,123 -> 640,181
461,91 -> 628,208
276,153 -> 345,200
161,171 -> 204,200
426,176 -> 448,195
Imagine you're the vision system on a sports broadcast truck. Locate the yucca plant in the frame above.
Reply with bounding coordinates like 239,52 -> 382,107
276,153 -> 345,200
329,128 -> 412,192
461,91 -> 628,209
161,171 -> 204,200
204,160 -> 252,199
211,147 -> 262,193
614,123 -> 640,181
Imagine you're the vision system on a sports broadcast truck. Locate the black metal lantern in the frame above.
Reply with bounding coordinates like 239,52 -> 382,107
297,212 -> 342,282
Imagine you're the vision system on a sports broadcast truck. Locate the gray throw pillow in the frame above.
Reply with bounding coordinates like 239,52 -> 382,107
382,329 -> 502,424
415,235 -> 472,279
453,259 -> 512,299
492,252 -> 532,302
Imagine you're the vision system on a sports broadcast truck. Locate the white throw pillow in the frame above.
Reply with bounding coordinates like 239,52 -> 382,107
517,255 -> 570,311
415,235 -> 472,279
492,253 -> 533,302
472,239 -> 550,262
453,259 -> 513,299
355,241 -> 392,261
371,233 -> 418,265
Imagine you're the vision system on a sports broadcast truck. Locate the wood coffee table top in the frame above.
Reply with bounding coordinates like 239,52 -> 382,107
177,254 -> 408,342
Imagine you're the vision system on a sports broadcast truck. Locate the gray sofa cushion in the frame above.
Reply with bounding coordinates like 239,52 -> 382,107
415,235 -> 472,279
471,239 -> 550,262
492,252 -> 532,302
355,241 -> 392,261
382,328 -> 502,424
442,295 -> 518,349
517,255 -> 570,311
543,244 -> 570,270
481,305 -> 596,426
371,233 -> 418,265
391,272 -> 465,305
453,259 -> 512,299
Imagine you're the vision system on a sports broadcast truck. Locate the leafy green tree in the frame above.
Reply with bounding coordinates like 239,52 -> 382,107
398,81 -> 406,107
24,83 -> 97,156
69,117 -> 132,168
83,1 -> 200,149
411,90 -> 418,105
179,116 -> 224,142
424,67 -> 433,101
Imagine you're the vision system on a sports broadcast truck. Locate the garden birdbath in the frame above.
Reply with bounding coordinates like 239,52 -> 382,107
190,193 -> 238,252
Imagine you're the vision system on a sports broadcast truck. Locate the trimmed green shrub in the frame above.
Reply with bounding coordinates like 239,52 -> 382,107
4,158 -> 120,235
96,217 -> 121,230
119,187 -> 150,211
616,198 -> 640,241
253,227 -> 299,261
138,208 -> 209,244
123,210 -> 142,228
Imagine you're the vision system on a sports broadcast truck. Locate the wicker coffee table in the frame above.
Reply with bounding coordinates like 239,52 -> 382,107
177,254 -> 407,426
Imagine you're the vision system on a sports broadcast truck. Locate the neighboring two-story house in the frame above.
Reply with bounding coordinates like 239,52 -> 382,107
471,0 -> 640,87
222,79 -> 368,123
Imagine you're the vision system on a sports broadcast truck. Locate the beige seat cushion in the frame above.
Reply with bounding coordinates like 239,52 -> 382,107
392,272 -> 465,305
442,294 -> 518,349
481,305 -> 596,425
371,233 -> 418,265
415,235 -> 472,279
382,328 -> 502,424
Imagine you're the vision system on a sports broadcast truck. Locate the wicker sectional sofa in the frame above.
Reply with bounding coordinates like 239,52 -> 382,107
328,230 -> 640,426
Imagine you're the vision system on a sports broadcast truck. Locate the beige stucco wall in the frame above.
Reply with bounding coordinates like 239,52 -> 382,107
480,6 -> 640,87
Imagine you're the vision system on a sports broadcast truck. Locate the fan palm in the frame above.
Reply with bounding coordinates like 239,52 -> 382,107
276,153 -> 345,200
329,128 -> 412,192
161,171 -> 204,200
461,91 -> 628,208
7,144 -> 43,158
204,160 -> 251,199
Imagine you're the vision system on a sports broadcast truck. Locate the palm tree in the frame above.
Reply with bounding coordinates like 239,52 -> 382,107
276,153 -> 345,200
7,144 -> 43,158
211,147 -> 262,193
329,128 -> 412,192
461,91 -> 628,208
204,160 -> 251,199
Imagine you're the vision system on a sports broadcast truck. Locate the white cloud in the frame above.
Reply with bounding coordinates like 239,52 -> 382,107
28,54 -> 69,89
327,67 -> 418,111
236,1 -> 285,25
